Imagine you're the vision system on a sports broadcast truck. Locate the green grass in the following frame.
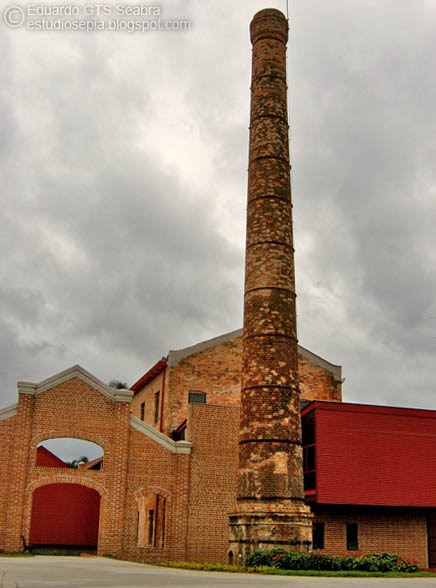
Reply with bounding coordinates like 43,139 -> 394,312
0,552 -> 34,558
161,560 -> 436,577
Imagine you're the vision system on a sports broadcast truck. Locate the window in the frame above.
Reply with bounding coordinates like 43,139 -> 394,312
188,391 -> 206,404
154,392 -> 160,425
303,444 -> 316,491
312,522 -> 324,550
36,438 -> 104,469
171,419 -> 187,442
346,523 -> 358,551
140,402 -> 145,421
147,510 -> 155,546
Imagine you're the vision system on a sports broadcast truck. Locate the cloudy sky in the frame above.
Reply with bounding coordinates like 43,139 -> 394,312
1,0 -> 435,411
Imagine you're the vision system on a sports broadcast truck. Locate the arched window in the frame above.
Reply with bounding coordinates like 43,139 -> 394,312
137,492 -> 166,548
36,438 -> 104,469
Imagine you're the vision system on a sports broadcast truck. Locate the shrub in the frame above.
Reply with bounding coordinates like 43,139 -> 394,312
245,549 -> 420,573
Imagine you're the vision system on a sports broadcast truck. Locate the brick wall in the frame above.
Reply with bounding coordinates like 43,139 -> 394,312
186,404 -> 240,563
121,426 -> 190,563
0,371 -> 133,556
132,334 -> 341,439
131,369 -> 166,431
166,338 -> 242,435
313,506 -> 428,568
0,413 -> 15,551
298,354 -> 341,402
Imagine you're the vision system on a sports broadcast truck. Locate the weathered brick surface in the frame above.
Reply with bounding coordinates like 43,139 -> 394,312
231,8 -> 312,558
313,507 -> 429,568
131,332 -> 341,439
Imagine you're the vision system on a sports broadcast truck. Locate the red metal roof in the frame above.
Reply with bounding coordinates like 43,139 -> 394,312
302,400 -> 436,508
130,358 -> 167,393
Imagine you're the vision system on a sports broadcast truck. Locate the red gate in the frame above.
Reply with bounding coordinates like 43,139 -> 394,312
29,484 -> 100,546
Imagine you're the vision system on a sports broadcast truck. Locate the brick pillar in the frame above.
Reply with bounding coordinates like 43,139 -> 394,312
229,8 -> 312,562
4,390 -> 34,552
98,400 -> 131,556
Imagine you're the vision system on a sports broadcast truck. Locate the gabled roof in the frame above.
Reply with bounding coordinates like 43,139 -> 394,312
130,358 -> 167,392
18,365 -> 133,403
36,445 -> 70,468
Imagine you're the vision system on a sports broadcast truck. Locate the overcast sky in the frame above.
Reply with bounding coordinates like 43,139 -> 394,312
1,0 -> 435,412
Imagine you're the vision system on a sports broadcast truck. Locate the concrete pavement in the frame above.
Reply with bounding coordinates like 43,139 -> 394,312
1,556 -> 435,588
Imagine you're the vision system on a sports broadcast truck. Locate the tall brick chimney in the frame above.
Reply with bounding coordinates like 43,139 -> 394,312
229,8 -> 312,562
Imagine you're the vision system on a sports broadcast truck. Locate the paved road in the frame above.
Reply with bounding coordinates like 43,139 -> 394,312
1,556 -> 435,588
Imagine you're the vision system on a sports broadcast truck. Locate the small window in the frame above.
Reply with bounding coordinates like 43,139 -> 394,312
171,419 -> 187,442
148,509 -> 155,546
346,523 -> 358,551
154,392 -> 160,425
188,391 -> 206,404
312,522 -> 324,550
140,402 -> 145,421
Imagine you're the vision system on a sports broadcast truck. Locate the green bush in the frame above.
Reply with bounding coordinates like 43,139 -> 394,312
245,549 -> 420,573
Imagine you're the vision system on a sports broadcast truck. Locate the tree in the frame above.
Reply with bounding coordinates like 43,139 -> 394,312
68,456 -> 89,469
108,379 -> 128,389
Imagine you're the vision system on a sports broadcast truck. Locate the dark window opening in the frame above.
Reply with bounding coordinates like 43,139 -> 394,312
147,510 -> 155,546
188,391 -> 206,404
346,523 -> 358,551
140,402 -> 145,421
303,444 -> 316,491
154,392 -> 160,425
312,522 -> 324,550
171,419 -> 187,442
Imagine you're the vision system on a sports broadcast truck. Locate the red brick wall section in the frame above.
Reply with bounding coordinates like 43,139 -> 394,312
2,376 -> 132,556
313,507 -> 428,568
121,427 -> 190,563
4,394 -> 34,552
165,339 -> 242,436
187,404 -> 240,563
0,414 -> 15,551
298,355 -> 341,402
29,483 -> 100,546
160,335 -> 340,438
131,370 -> 165,430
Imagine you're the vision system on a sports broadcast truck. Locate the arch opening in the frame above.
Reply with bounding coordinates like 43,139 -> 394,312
36,438 -> 104,470
29,483 -> 101,551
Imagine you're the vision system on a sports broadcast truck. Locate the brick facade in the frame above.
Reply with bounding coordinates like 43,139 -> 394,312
0,336 -> 342,563
0,353 -> 432,567
313,506 -> 429,568
131,330 -> 342,437
0,6 -> 432,571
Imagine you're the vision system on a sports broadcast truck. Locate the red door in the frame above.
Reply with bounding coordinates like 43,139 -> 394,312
29,484 -> 100,546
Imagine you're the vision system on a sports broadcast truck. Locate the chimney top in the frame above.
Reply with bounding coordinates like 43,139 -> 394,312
250,8 -> 288,45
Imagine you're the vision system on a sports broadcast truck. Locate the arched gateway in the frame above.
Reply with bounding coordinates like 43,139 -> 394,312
29,483 -> 100,548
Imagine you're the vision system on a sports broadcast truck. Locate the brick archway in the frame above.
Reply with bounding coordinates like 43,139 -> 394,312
29,483 -> 100,547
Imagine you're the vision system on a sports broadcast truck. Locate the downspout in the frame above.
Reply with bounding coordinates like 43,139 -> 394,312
159,364 -> 167,433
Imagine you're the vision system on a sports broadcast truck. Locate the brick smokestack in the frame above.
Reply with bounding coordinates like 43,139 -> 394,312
229,8 -> 312,562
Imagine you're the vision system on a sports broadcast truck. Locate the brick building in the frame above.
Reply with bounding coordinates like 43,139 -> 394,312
0,330 -> 435,567
0,7 -> 435,570
0,331 -> 340,563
